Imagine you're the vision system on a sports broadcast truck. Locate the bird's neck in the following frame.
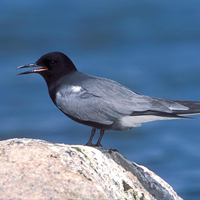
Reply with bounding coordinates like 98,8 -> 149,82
41,69 -> 76,87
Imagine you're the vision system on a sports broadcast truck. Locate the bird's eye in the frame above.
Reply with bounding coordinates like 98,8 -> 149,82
50,60 -> 57,65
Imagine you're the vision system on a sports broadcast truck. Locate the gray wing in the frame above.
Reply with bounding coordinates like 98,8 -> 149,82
55,75 -> 189,125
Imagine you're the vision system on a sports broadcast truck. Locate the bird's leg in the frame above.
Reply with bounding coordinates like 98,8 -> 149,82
85,127 -> 96,146
95,130 -> 105,147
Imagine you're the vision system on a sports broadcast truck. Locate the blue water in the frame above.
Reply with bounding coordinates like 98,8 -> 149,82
1,1 -> 200,199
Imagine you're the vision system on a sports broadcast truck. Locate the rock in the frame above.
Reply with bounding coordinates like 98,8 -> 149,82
0,138 -> 182,200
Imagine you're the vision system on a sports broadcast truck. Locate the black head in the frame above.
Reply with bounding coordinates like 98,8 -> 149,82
17,52 -> 77,84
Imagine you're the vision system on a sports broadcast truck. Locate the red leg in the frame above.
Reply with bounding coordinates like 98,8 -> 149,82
95,130 -> 105,147
85,127 -> 96,146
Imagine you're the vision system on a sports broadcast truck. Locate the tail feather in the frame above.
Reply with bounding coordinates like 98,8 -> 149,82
172,100 -> 200,116
131,99 -> 200,118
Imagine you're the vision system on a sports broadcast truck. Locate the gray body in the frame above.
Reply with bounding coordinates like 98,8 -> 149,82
48,71 -> 200,131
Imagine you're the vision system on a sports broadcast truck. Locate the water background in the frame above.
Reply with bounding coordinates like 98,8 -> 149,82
1,1 -> 200,199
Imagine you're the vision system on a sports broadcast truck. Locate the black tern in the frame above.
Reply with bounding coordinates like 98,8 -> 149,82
17,52 -> 200,147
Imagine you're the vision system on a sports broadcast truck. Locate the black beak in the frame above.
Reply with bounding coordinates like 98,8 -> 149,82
17,63 -> 48,75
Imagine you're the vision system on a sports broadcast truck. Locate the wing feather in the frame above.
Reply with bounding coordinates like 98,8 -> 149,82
54,73 -> 199,126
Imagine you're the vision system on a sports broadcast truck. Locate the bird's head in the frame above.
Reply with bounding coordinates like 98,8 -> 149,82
17,52 -> 77,84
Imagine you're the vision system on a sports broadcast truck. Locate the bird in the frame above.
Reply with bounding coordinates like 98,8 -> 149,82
17,52 -> 200,147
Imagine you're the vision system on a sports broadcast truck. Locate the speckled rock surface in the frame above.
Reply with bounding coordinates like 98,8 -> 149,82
0,138 -> 182,200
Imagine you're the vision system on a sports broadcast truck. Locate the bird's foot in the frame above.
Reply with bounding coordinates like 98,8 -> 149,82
85,142 -> 103,147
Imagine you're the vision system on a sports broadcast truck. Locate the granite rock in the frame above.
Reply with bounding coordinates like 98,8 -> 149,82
0,138 -> 183,200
